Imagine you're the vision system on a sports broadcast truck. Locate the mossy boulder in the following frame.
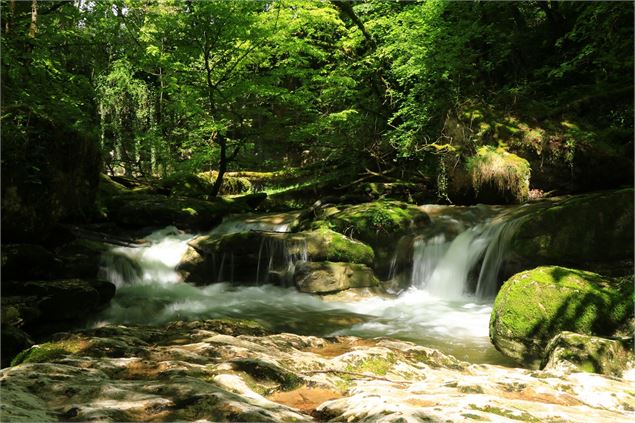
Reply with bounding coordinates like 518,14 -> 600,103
2,279 -> 116,336
294,261 -> 380,294
185,228 -> 374,284
305,201 -> 427,277
541,331 -> 632,377
490,266 -> 633,368
307,201 -> 425,244
107,193 -> 265,231
55,238 -> 111,279
508,189 -> 634,275
450,146 -> 530,204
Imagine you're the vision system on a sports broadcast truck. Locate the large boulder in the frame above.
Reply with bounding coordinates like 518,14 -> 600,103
107,193 -> 266,231
294,261 -> 379,294
1,244 -> 64,281
2,279 -> 116,334
508,189 -> 634,276
304,201 -> 428,277
184,228 -> 375,284
0,325 -> 33,368
542,331 -> 632,377
490,266 -> 633,368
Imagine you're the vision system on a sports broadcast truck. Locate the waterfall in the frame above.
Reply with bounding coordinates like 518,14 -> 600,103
99,226 -> 194,287
255,237 -> 308,286
411,213 -> 519,300
209,212 -> 300,236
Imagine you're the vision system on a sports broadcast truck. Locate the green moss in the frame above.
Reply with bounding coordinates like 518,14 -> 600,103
469,404 -> 539,422
344,353 -> 396,376
491,266 -> 634,366
493,266 -> 632,338
311,201 -> 423,245
11,339 -> 87,366
311,227 -> 375,266
466,146 -> 530,203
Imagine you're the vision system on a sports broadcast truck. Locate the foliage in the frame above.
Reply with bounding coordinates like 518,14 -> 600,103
2,0 -> 632,203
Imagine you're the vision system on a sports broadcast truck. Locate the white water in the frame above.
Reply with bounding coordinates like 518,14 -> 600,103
96,206 -> 522,365
99,226 -> 194,287
209,212 -> 300,236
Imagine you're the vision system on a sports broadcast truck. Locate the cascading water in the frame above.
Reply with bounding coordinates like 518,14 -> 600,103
95,206 -> 525,365
409,205 -> 521,300
99,226 -> 194,287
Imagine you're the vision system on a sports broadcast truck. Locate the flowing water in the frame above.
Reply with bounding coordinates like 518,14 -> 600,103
95,207 -> 528,365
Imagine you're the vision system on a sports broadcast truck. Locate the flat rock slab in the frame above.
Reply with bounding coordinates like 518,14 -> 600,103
1,319 -> 634,422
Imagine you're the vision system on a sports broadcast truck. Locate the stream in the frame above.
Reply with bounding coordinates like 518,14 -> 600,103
94,204 -> 534,366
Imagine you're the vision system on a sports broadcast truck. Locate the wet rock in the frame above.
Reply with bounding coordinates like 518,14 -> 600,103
1,244 -> 64,281
294,261 -> 380,294
508,188 -> 634,275
1,325 -> 34,368
542,331 -> 632,377
186,228 -> 375,284
2,279 -> 116,338
55,238 -> 110,279
304,201 -> 427,278
2,319 -> 634,422
490,266 -> 633,368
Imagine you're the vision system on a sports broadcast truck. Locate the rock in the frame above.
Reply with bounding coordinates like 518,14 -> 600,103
294,262 -> 380,294
464,146 -> 531,204
176,246 -> 210,284
55,238 -> 110,279
1,244 -> 64,281
1,325 -> 34,368
2,279 -> 116,337
542,331 -> 632,377
321,287 -> 392,302
107,191 -> 267,231
2,319 -> 635,422
508,188 -> 634,275
185,228 -> 375,284
490,266 -> 633,368
304,201 -> 427,278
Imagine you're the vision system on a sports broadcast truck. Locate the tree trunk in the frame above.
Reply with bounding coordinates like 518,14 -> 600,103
210,135 -> 228,197
29,0 -> 37,38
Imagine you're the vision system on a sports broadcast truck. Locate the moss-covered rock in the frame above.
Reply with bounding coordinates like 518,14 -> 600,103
107,193 -> 265,231
541,331 -> 632,377
2,279 -> 116,336
466,146 -> 530,204
508,189 -> 634,275
305,201 -> 427,277
490,266 -> 633,368
308,201 -> 425,244
294,261 -> 380,294
186,228 -> 375,284
11,338 -> 88,366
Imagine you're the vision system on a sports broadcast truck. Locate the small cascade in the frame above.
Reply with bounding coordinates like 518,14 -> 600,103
255,237 -> 308,286
210,212 -> 300,236
100,226 -> 194,287
411,209 -> 521,300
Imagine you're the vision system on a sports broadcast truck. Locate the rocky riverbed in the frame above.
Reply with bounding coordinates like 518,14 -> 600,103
2,319 -> 634,422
